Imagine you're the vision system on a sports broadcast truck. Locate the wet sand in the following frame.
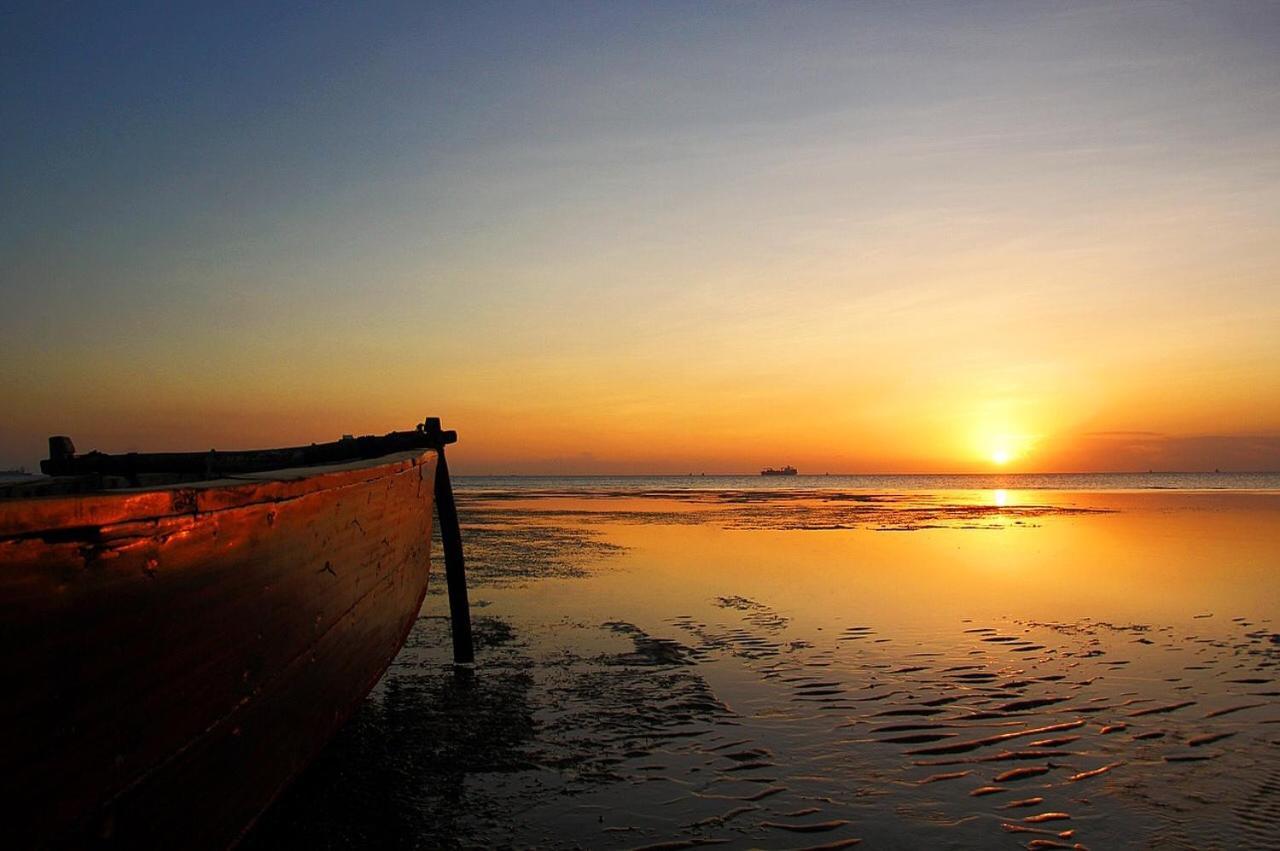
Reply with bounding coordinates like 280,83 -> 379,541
246,489 -> 1279,850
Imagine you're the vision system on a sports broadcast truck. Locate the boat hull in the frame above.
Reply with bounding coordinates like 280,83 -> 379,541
0,449 -> 438,848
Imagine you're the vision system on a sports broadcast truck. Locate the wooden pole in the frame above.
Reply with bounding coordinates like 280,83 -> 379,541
424,418 -> 474,666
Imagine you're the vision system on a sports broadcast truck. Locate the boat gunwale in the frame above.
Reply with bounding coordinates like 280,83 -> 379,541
0,449 -> 437,540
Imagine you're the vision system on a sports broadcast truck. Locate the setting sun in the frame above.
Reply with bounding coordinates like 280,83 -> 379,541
975,427 -> 1039,471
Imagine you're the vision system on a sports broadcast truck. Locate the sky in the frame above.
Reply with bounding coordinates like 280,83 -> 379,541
2,1 -> 1279,473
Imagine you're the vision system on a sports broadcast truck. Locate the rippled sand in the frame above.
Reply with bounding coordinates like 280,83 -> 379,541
247,490 -> 1279,850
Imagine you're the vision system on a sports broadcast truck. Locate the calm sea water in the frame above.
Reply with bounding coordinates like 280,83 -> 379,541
249,487 -> 1280,849
456,471 -> 1280,491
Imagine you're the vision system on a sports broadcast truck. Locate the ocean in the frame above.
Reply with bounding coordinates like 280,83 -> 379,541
245,481 -> 1279,849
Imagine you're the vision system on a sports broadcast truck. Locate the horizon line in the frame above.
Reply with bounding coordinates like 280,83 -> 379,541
456,469 -> 1280,478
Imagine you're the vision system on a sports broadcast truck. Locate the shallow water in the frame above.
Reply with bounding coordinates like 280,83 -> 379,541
247,489 -> 1279,850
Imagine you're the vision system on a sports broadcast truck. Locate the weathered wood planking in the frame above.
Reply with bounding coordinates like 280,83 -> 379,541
0,449 -> 438,849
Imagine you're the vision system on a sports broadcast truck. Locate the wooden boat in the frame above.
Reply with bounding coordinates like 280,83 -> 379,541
0,418 -> 473,849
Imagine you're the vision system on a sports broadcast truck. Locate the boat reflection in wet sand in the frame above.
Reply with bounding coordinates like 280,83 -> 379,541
760,465 -> 798,476
0,418 -> 473,849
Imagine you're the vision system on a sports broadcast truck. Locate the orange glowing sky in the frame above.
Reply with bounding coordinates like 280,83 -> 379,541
3,3 -> 1279,473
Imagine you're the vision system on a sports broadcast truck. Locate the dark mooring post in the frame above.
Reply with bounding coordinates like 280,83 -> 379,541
423,417 -> 475,666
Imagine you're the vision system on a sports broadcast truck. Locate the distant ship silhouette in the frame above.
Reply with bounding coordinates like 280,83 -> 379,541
760,465 -> 797,476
